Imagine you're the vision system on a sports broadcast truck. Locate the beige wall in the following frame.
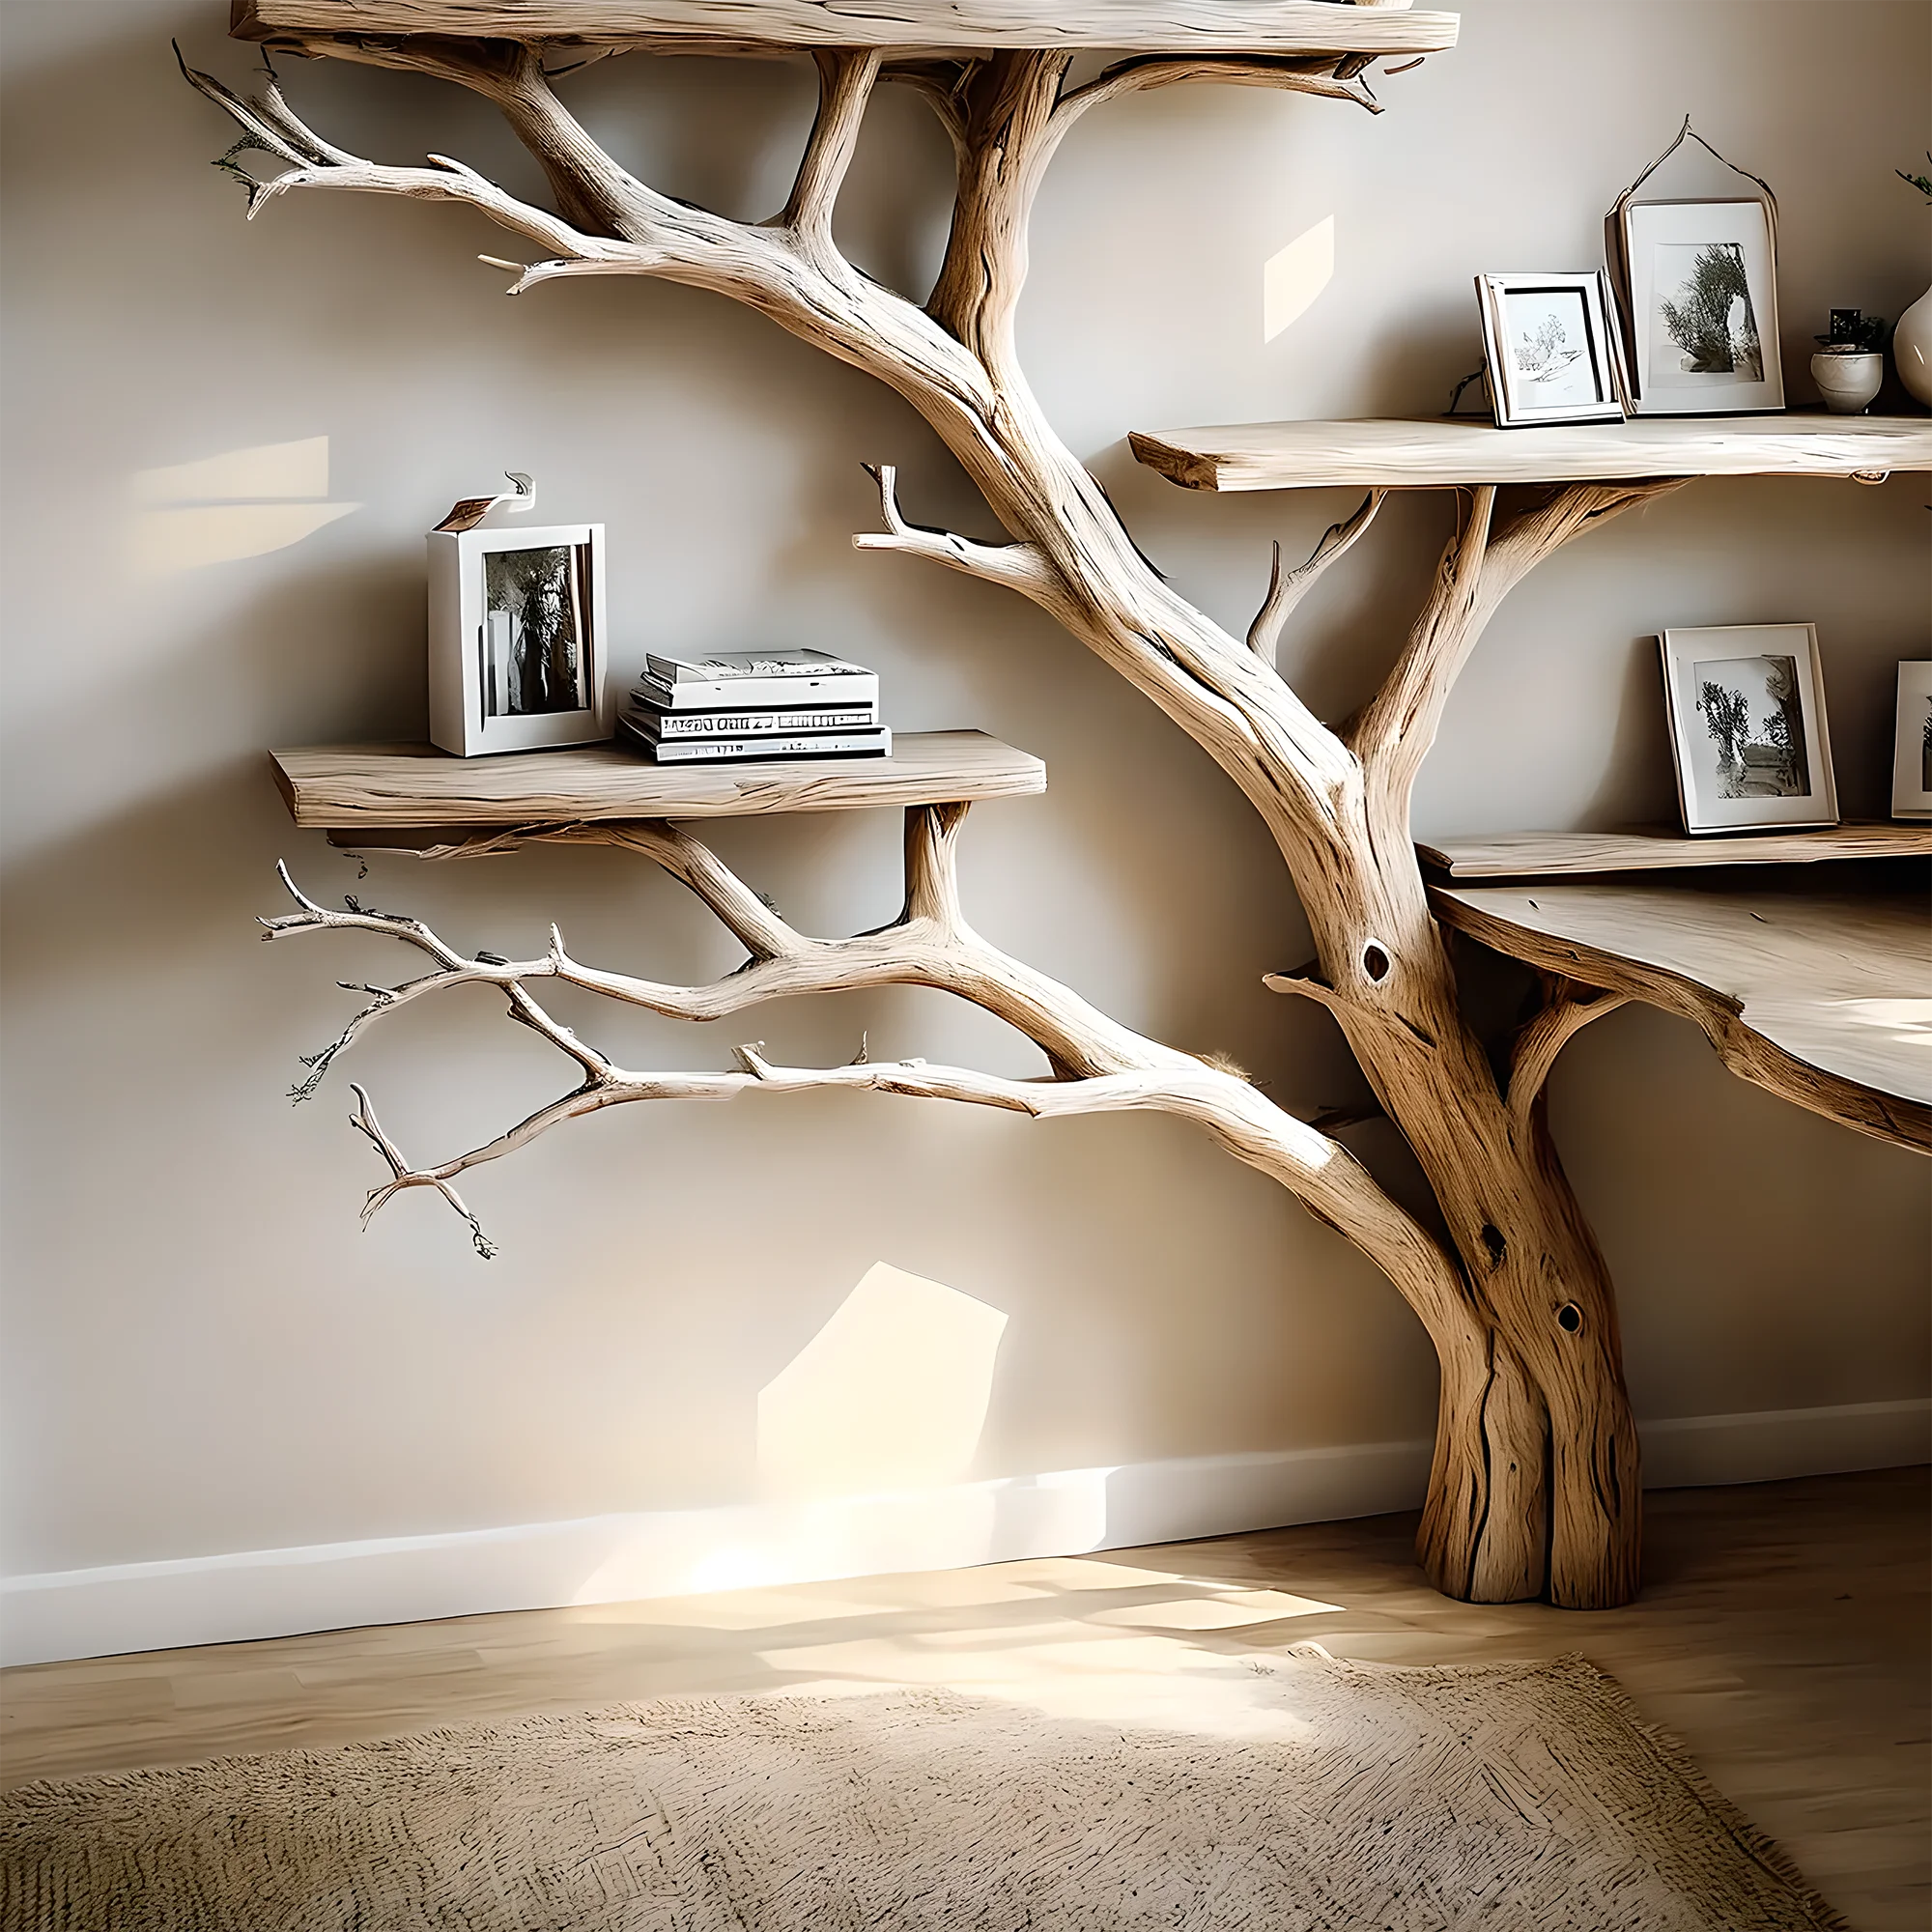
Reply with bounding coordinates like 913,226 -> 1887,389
3,1 -> 1927,1588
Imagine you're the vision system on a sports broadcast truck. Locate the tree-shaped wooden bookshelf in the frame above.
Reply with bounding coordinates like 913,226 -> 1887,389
189,0 -> 1932,1611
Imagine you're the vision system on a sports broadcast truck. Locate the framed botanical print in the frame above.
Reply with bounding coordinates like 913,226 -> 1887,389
1892,661 -> 1932,820
1475,272 -> 1626,426
1659,623 -> 1836,834
428,522 -> 610,756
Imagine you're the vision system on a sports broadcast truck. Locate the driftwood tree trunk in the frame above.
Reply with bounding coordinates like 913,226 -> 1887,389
185,32 -> 1680,1606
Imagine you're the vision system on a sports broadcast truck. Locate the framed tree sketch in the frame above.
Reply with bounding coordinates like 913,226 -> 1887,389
1660,623 -> 1836,833
1621,199 -> 1783,415
1893,661 -> 1932,820
428,523 -> 609,756
1475,272 -> 1626,426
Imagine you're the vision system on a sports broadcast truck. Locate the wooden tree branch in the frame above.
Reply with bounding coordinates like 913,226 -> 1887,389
1051,53 -> 1380,129
268,818 -> 1483,1375
854,463 -> 1065,608
1349,484 -> 1496,788
1353,478 -> 1690,806
347,1081 -> 497,1259
180,47 -> 621,261
779,49 -> 882,254
1507,980 -> 1629,1133
1247,489 -> 1386,663
925,52 -> 1071,367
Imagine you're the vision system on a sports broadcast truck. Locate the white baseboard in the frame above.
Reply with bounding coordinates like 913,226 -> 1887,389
1637,1396 -> 1930,1490
4,1399 -> 1923,1668
4,1442 -> 1432,1669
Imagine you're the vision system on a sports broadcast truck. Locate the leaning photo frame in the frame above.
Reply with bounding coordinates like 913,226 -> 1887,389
1659,623 -> 1836,834
1621,199 -> 1783,414
1606,120 -> 1783,416
428,522 -> 610,757
1476,271 -> 1626,426
1892,661 -> 1932,820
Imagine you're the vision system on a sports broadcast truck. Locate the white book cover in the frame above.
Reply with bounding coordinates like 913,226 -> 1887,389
634,669 -> 880,711
645,648 -> 872,683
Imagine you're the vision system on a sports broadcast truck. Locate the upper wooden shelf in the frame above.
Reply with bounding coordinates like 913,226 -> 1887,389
232,0 -> 1462,54
1431,876 -> 1931,1154
271,729 -> 1044,829
1418,823 -> 1932,879
1129,414 -> 1932,492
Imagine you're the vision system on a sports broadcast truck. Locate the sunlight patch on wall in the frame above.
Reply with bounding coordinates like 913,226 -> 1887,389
757,1263 -> 1009,1501
131,435 -> 359,573
1264,215 -> 1335,343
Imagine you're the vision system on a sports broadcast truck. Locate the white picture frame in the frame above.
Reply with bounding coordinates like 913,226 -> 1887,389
1659,624 -> 1836,834
1892,661 -> 1932,820
1475,271 -> 1626,426
427,523 -> 610,757
1622,198 -> 1783,414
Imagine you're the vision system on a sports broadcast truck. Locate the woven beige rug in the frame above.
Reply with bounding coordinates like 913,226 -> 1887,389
1,1648 -> 1844,1932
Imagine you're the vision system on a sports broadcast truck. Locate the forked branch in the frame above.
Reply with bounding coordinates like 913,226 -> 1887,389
1353,478 -> 1690,805
348,1082 -> 497,1260
854,463 -> 1066,611
1248,489 -> 1387,663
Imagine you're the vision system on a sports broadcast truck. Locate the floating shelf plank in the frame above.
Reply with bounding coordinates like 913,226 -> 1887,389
1418,822 -> 1932,879
1129,414 -> 1932,492
1430,876 -> 1932,1153
271,730 -> 1044,828
233,0 -> 1462,54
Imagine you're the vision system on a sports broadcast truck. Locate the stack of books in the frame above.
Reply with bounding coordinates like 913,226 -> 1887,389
617,649 -> 889,763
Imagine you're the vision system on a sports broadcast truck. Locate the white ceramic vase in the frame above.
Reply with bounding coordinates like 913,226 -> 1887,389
1811,349 -> 1884,414
1895,284 -> 1932,409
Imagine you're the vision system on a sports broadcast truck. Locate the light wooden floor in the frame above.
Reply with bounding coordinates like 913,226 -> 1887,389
4,1467 -> 1926,1929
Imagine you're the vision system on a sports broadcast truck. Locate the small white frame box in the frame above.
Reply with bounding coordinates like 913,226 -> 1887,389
428,522 -> 610,756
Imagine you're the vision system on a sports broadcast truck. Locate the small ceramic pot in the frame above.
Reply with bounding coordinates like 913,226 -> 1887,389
1810,349 -> 1884,414
1895,285 -> 1932,409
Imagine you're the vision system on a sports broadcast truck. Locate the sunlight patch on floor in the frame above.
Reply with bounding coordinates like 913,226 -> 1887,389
1086,1589 -> 1345,1631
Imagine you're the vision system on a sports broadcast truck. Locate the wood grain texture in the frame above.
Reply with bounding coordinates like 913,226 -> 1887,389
232,0 -> 1463,53
1129,414 -> 1932,492
271,731 -> 1045,827
1418,823 -> 1932,878
1431,877 -> 1932,1151
4,1470 -> 1925,1930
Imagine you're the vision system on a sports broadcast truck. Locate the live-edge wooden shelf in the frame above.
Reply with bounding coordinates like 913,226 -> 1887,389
271,729 -> 1044,830
233,0 -> 1461,54
1418,823 -> 1932,878
1129,414 -> 1932,492
1429,874 -> 1930,1153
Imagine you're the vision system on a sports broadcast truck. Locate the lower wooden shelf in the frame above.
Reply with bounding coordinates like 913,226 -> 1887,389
1419,823 -> 1932,878
1430,874 -> 1932,1154
270,730 -> 1045,829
